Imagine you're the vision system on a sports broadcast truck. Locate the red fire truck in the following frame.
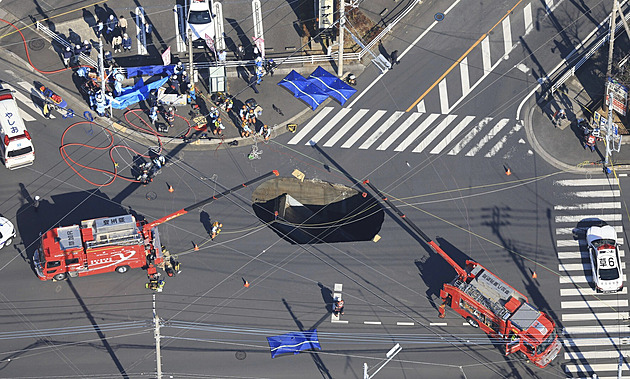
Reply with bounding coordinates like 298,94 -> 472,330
34,170 -> 279,282
363,180 -> 561,368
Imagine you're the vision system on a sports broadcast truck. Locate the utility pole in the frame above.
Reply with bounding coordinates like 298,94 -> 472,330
604,0 -> 619,166
153,294 -> 162,379
98,39 -> 106,94
338,0 -> 345,78
188,29 -> 194,84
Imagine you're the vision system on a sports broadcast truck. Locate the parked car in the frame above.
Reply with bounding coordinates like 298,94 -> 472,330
187,0 -> 214,48
587,225 -> 623,293
0,216 -> 15,249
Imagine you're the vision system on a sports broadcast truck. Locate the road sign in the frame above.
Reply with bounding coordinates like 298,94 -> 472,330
606,78 -> 628,116
162,47 -> 172,66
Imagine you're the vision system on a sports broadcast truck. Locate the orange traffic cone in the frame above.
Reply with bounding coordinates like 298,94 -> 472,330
505,167 -> 511,176
168,184 -> 174,192
194,243 -> 199,251
242,278 -> 250,288
532,271 -> 537,279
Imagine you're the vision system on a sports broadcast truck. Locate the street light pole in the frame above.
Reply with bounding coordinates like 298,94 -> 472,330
188,29 -> 194,84
363,343 -> 402,379
338,0 -> 345,78
153,294 -> 162,379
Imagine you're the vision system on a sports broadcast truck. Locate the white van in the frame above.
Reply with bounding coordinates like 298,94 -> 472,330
0,88 -> 34,169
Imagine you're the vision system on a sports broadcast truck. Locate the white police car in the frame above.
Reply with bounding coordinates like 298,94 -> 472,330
587,225 -> 623,293
187,0 -> 214,47
0,217 -> 15,249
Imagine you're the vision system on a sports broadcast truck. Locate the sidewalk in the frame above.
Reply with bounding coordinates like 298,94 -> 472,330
524,75 -> 630,173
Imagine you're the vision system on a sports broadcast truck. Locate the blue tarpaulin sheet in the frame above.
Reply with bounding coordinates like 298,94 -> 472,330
278,70 -> 328,110
126,65 -> 176,79
307,66 -> 357,105
110,76 -> 169,109
266,329 -> 321,358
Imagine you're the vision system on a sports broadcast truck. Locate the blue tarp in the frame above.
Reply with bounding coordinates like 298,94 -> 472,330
308,66 -> 357,105
110,76 -> 169,109
126,65 -> 176,79
278,70 -> 329,110
266,329 -> 321,358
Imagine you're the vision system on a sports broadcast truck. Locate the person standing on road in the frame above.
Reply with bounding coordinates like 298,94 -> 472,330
122,33 -> 132,51
249,75 -> 259,94
236,45 -> 245,60
389,50 -> 399,67
62,46 -> 72,67
95,20 -> 104,38
112,34 -> 122,53
218,50 -> 227,64
180,70 -> 189,94
105,15 -> 118,38
169,75 -> 180,94
119,15 -> 128,34
211,222 -> 222,239
333,299 -> 344,316
186,84 -> 196,103
83,40 -> 92,56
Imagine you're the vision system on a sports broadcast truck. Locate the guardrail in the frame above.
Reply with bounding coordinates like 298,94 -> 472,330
35,21 -> 97,67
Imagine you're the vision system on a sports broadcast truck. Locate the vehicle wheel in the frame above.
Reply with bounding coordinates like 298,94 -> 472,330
115,265 -> 129,274
3,238 -> 11,247
466,317 -> 479,328
53,273 -> 66,281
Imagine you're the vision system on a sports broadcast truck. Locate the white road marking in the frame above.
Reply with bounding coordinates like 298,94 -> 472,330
523,3 -> 533,33
566,350 -> 630,360
288,107 -> 333,144
465,118 -> 509,156
485,121 -> 522,157
555,214 -> 622,223
564,363 -> 630,374
438,78 -> 449,114
307,108 -> 351,145
560,298 -> 627,309
323,109 -> 369,147
563,337 -> 630,347
562,312 -> 629,322
416,100 -> 425,113
341,110 -> 387,148
6,83 -> 38,121
413,114 -> 456,153
460,57 -> 470,96
359,111 -> 404,149
431,115 -> 475,155
394,113 -> 440,152
560,274 -> 626,284
377,112 -> 422,151
557,237 -> 624,247
481,36 -> 491,73
554,202 -> 621,210
429,322 -> 446,326
563,325 -> 630,335
570,190 -> 621,198
559,261 -> 625,272
560,287 -> 627,297
558,249 -> 624,259
555,179 -> 619,186
502,15 -> 512,56
448,117 -> 490,155
364,321 -> 382,325
397,322 -> 415,326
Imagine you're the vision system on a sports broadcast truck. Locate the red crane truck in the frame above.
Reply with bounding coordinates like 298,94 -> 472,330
363,180 -> 561,368
33,170 -> 279,281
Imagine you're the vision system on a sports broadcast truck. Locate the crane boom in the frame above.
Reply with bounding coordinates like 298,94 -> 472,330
363,179 -> 468,279
144,170 -> 279,231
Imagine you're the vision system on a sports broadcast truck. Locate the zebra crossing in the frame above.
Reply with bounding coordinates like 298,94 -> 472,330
3,81 -> 52,121
288,107 -> 526,158
553,178 -> 630,378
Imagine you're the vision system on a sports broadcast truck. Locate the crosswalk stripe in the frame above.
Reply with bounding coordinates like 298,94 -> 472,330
562,311 -> 629,321
447,117 -> 490,155
560,274 -> 626,284
560,287 -> 627,297
563,337 -> 630,347
430,115 -> 475,155
555,214 -> 622,223
560,299 -> 627,309
558,249 -> 624,259
323,109 -> 369,147
556,225 -> 623,235
570,190 -> 621,198
15,81 -> 54,118
359,111 -> 404,149
557,237 -> 624,247
307,108 -> 351,145
554,202 -> 621,210
412,114 -> 456,153
460,57 -> 470,96
481,36 -> 491,73
377,112 -> 422,151
439,78 -> 449,114
555,178 -> 619,186
559,262 -> 625,271
524,3 -> 533,33
563,325 -> 630,335
565,350 -> 630,360
341,110 -> 387,149
416,100 -> 425,113
288,107 -> 333,144
394,113 -> 440,152
465,118 -> 509,156
564,363 -> 629,374
485,121 -> 522,157
5,84 -> 38,121
502,15 -> 512,56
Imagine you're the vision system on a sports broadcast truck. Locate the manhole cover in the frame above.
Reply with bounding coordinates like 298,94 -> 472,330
28,39 -> 46,51
434,12 -> 445,21
146,191 -> 157,201
235,351 -> 246,360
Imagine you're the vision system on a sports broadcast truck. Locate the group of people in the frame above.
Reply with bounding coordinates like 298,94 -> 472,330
238,103 -> 269,140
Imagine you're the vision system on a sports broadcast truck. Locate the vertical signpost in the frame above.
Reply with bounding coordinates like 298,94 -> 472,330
252,0 -> 265,58
338,0 -> 345,78
214,1 -> 226,52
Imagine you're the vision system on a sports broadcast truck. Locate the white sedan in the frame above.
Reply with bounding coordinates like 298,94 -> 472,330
587,225 -> 623,293
187,0 -> 214,46
0,216 -> 15,250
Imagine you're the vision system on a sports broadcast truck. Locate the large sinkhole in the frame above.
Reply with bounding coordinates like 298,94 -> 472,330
252,177 -> 384,244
